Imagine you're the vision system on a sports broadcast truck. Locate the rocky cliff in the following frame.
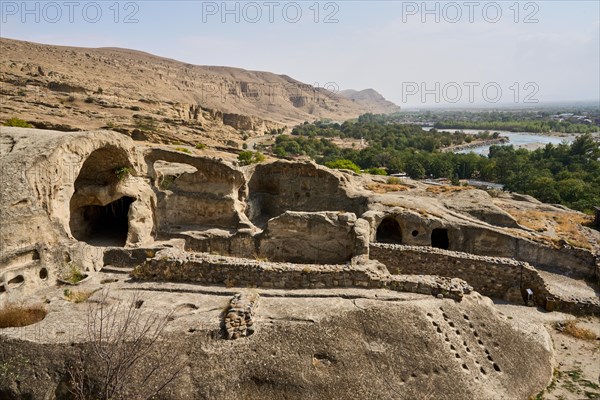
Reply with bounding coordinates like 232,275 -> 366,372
0,38 -> 400,146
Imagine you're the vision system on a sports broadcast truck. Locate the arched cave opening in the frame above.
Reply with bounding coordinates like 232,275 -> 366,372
74,196 -> 135,246
431,228 -> 450,250
74,145 -> 133,189
376,218 -> 403,244
70,146 -> 135,247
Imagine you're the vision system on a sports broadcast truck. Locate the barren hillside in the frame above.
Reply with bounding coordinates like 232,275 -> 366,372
0,38 -> 400,146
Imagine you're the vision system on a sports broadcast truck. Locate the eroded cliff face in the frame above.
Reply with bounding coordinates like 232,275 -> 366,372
245,161 -> 368,228
0,38 -> 401,148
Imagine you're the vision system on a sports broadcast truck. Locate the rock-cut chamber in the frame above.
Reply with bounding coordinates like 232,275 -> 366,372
69,146 -> 135,247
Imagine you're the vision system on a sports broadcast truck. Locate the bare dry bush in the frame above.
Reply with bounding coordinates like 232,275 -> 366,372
69,290 -> 184,400
556,319 -> 598,341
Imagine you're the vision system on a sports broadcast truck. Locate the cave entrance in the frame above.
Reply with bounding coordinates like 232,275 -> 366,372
77,197 -> 134,247
431,228 -> 449,250
376,218 -> 403,244
69,145 -> 136,247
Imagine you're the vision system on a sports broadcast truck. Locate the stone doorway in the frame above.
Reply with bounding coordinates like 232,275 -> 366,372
376,218 -> 403,244
74,197 -> 135,246
431,228 -> 449,250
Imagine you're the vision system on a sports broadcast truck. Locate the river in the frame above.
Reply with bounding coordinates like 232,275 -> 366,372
423,128 -> 576,156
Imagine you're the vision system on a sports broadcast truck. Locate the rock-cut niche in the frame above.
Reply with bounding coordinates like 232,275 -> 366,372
69,146 -> 135,247
376,218 -> 403,244
431,228 -> 450,250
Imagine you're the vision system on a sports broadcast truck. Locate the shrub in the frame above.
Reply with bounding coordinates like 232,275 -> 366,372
62,263 -> 87,284
64,289 -> 97,303
238,151 -> 265,166
387,177 -> 402,185
195,143 -> 206,150
68,290 -> 183,400
174,147 -> 191,154
114,167 -> 131,181
159,175 -> 175,190
325,159 -> 361,174
0,304 -> 47,328
3,117 -> 33,128
366,167 -> 387,176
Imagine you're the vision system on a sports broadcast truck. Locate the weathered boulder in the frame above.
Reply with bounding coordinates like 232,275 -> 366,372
246,160 -> 368,227
258,211 -> 368,264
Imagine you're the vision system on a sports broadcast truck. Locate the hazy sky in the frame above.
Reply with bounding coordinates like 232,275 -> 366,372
2,1 -> 599,108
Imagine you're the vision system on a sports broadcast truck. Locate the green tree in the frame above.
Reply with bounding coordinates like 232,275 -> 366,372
405,159 -> 425,179
325,159 -> 361,173
238,151 -> 265,166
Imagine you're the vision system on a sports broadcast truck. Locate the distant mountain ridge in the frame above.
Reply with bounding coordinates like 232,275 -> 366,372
338,89 -> 400,114
0,38 -> 400,145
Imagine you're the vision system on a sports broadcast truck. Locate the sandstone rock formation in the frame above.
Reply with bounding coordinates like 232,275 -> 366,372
1,127 -> 599,399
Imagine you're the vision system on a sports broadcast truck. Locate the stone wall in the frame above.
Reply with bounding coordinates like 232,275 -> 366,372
132,249 -> 472,301
370,243 -> 600,315
455,226 -> 596,279
365,209 -> 596,280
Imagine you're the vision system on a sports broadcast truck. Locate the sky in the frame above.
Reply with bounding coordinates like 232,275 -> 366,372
1,0 -> 599,108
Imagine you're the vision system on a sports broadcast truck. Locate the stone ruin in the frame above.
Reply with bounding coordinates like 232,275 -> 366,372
1,127 -> 598,313
1,127 -> 599,399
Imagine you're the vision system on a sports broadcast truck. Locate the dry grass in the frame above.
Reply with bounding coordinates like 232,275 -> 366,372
502,208 -> 593,250
0,304 -> 47,328
366,183 -> 409,193
425,185 -> 472,194
64,289 -> 97,303
558,319 -> 598,341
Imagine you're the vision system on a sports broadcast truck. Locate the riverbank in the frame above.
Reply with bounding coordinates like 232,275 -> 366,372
443,137 -> 509,152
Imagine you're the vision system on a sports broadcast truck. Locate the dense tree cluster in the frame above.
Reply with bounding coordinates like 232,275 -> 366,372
271,115 -> 600,213
434,119 -> 598,134
290,119 -> 470,151
380,109 -> 600,134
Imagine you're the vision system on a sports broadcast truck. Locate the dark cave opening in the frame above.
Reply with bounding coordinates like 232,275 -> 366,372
77,197 -> 134,247
376,218 -> 403,244
431,228 -> 450,250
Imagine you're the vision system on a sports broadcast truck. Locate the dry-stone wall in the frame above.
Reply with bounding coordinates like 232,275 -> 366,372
370,243 -> 600,315
222,293 -> 259,340
132,249 -> 472,301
